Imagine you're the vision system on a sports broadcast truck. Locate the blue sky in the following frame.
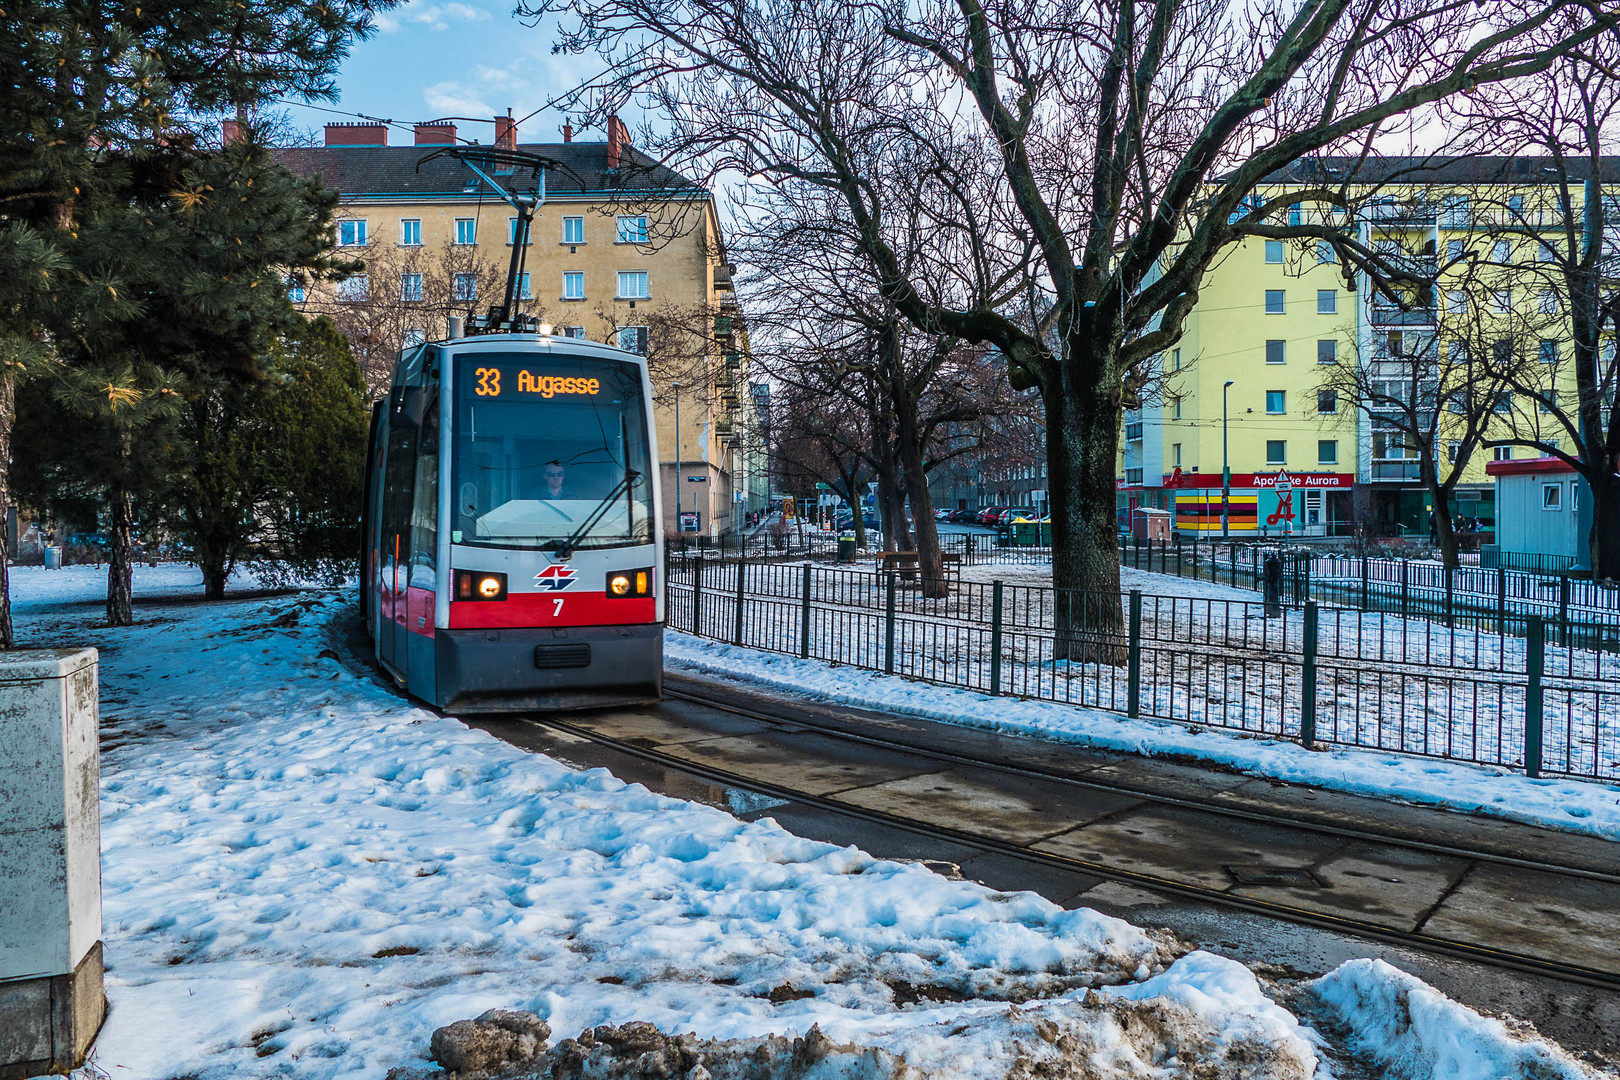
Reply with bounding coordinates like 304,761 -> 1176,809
278,0 -> 608,146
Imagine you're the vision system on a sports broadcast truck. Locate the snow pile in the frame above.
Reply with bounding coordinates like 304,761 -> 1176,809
1309,959 -> 1603,1079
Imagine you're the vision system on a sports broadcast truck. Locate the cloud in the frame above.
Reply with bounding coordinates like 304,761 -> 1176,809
375,1 -> 494,33
423,82 -> 496,118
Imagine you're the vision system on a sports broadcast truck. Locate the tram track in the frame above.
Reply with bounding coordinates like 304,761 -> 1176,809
509,679 -> 1620,994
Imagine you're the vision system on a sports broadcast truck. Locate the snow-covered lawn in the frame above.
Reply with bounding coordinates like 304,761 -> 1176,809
13,565 -> 1610,1078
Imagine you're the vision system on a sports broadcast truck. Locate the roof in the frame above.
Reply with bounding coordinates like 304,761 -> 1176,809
1485,457 -> 1577,477
274,141 -> 707,199
1257,155 -> 1620,186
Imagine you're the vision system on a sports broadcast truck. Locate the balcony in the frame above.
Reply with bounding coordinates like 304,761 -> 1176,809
1362,200 -> 1436,228
714,315 -> 732,337
724,351 -> 741,370
1370,460 -> 1421,480
1370,304 -> 1436,328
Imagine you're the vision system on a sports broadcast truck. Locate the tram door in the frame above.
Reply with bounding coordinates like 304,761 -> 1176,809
379,406 -> 419,679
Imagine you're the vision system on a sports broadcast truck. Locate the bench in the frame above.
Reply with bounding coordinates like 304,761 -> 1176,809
874,551 -> 962,582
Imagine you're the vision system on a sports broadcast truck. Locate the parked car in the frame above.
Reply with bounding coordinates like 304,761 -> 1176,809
975,506 -> 1009,526
933,508 -> 952,520
946,508 -> 975,523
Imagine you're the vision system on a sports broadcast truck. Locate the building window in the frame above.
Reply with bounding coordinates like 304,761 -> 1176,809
337,219 -> 367,247
400,219 -> 422,246
1317,240 -> 1336,264
1173,443 -> 1182,466
453,273 -> 477,302
508,217 -> 532,245
617,270 -> 650,299
516,272 -> 532,300
619,325 -> 649,354
1492,239 -> 1513,263
1266,390 -> 1286,414
1265,289 -> 1285,314
1536,241 -> 1557,263
288,278 -> 306,303
1447,440 -> 1460,464
1446,290 -> 1467,314
1171,348 -> 1181,372
1288,204 -> 1302,226
563,216 -> 585,245
563,271 -> 585,300
1493,445 -> 1513,461
1171,395 -> 1182,420
454,218 -> 476,245
1539,339 -> 1558,365
1264,239 -> 1284,264
402,327 -> 425,347
1266,440 -> 1286,465
1318,440 -> 1338,465
1543,483 -> 1562,510
1493,391 -> 1513,414
1317,389 -> 1337,414
1445,239 -> 1464,261
1538,290 -> 1559,315
1317,289 -> 1337,314
1125,467 -> 1144,485
1317,339 -> 1337,365
1538,390 -> 1558,413
400,273 -> 423,302
1490,288 -> 1512,314
1440,195 -> 1470,227
560,326 -> 587,340
1266,339 -> 1285,365
616,216 -> 649,244
336,274 -> 369,302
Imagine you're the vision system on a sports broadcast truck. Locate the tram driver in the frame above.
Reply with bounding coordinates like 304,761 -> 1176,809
541,461 -> 566,501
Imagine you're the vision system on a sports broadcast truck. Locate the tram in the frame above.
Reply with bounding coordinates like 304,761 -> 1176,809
362,329 -> 664,711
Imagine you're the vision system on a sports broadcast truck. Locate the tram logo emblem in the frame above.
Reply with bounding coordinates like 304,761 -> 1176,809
535,565 -> 577,591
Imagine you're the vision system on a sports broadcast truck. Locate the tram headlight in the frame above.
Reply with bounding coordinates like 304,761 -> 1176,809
454,569 -> 507,601
605,567 -> 654,598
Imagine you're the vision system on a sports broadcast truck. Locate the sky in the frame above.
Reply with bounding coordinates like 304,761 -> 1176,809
277,0 -> 613,147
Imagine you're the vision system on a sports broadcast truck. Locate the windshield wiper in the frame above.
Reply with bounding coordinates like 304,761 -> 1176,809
548,470 -> 642,559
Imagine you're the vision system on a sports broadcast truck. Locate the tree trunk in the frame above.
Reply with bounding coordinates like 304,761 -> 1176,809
0,373 -> 13,648
886,344 -> 945,599
1422,466 -> 1459,570
1589,471 -> 1620,582
201,561 -> 229,600
1045,366 -> 1123,659
107,485 -> 134,626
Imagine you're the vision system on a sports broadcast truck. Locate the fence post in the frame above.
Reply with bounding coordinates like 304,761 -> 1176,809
1360,554 -> 1370,611
799,564 -> 812,659
1399,559 -> 1409,617
1444,566 -> 1455,629
733,559 -> 746,645
1559,574 -> 1570,647
691,556 -> 705,634
990,580 -> 1004,695
884,571 -> 897,674
1525,614 -> 1545,779
1300,602 -> 1318,747
1126,589 -> 1142,718
1496,566 -> 1507,625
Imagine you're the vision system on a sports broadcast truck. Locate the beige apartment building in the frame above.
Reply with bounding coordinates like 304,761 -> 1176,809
277,115 -> 764,538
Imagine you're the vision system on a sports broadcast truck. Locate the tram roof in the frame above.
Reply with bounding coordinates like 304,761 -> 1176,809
276,141 -> 706,200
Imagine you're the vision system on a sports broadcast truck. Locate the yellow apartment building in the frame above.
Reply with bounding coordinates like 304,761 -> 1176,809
1123,156 -> 1593,539
277,115 -> 765,539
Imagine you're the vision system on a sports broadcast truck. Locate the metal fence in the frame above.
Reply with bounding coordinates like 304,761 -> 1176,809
665,556 -> 1620,782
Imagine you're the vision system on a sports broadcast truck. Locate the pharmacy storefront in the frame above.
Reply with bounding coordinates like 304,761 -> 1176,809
1165,469 -> 1354,536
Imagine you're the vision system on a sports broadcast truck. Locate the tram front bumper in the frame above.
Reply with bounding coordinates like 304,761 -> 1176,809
435,623 -> 663,712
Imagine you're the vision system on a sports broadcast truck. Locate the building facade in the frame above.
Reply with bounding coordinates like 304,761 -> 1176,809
277,115 -> 762,538
1120,156 -> 1608,541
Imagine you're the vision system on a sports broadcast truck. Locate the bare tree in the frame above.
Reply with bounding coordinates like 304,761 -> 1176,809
531,0 -> 1615,641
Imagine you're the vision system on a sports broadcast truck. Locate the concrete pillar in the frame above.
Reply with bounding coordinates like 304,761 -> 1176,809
0,649 -> 105,1078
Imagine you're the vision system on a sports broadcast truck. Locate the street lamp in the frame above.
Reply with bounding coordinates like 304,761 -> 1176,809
1222,380 -> 1235,539
671,381 -> 682,532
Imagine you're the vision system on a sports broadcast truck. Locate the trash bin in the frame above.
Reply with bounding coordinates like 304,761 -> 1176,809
837,533 -> 857,563
44,546 -> 64,570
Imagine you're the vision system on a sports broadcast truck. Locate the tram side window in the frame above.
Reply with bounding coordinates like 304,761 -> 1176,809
381,422 -> 417,590
409,398 -> 439,587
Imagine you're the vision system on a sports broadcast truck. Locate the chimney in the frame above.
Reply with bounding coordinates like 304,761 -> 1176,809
222,118 -> 243,146
563,122 -> 573,143
606,114 -> 629,169
413,120 -> 457,145
324,122 -> 388,147
494,109 -> 516,150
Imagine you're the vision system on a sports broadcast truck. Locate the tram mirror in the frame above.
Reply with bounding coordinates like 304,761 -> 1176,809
390,386 -> 428,429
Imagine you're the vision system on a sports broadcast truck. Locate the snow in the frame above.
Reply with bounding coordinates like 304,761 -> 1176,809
1309,958 -> 1598,1079
664,632 -> 1620,841
12,564 -> 1610,1078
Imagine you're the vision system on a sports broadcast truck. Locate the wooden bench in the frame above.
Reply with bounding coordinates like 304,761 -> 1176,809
874,551 -> 962,581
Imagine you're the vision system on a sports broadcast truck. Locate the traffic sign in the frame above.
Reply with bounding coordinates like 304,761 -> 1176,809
686,475 -> 707,483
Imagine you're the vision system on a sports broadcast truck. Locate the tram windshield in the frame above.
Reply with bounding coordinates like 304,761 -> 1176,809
451,353 -> 653,549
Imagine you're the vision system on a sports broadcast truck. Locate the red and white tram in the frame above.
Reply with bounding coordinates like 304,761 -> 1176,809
362,331 -> 664,711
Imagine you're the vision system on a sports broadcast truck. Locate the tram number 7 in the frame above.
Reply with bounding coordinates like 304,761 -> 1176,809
552,598 -> 564,617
